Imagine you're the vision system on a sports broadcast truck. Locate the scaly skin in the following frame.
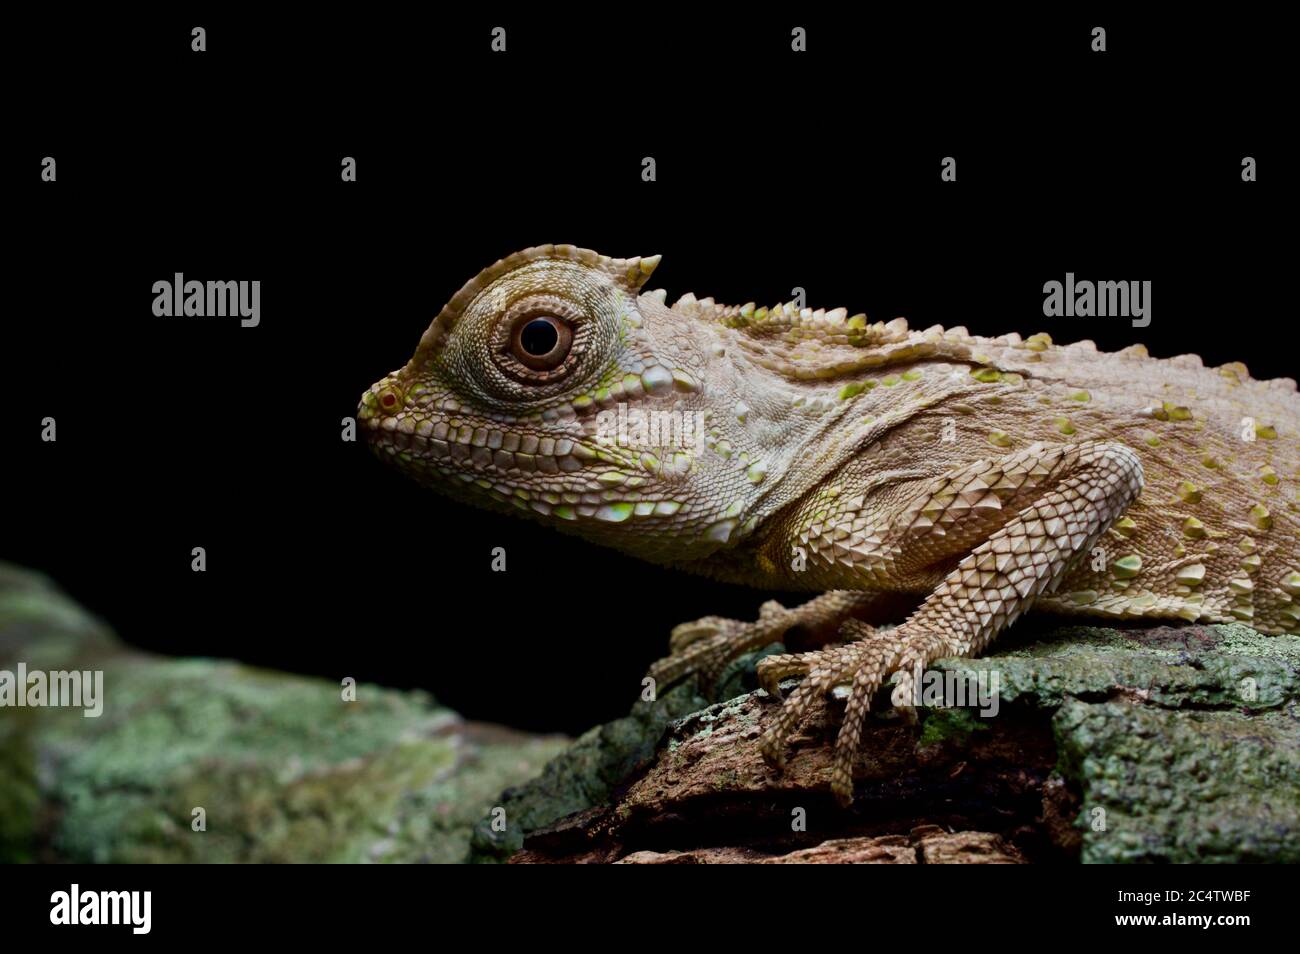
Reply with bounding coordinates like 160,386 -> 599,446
359,244 -> 1300,805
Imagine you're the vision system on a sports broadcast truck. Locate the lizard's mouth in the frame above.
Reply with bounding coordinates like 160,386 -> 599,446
356,383 -> 602,520
361,408 -> 591,478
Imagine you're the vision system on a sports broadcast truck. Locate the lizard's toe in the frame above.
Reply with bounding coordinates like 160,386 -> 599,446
758,629 -> 914,805
888,635 -> 951,720
755,651 -> 820,701
652,609 -> 796,695
758,641 -> 876,775
830,648 -> 893,806
652,593 -> 882,698
668,616 -> 734,653
758,680 -> 818,770
647,632 -> 729,687
888,670 -> 920,724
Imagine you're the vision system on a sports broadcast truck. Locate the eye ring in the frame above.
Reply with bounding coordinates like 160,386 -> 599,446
509,312 -> 574,371
486,294 -> 588,389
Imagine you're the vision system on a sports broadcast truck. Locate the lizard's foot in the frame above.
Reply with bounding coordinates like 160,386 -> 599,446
753,620 -> 879,700
647,602 -> 791,690
647,591 -> 878,695
756,620 -> 886,771
758,621 -> 953,807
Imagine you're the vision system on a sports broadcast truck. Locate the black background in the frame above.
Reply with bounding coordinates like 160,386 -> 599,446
6,10 -> 1286,733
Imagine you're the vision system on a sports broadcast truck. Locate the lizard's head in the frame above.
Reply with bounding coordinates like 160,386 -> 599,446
359,245 -> 763,563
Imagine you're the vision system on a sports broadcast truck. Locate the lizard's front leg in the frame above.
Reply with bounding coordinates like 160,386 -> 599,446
759,441 -> 1145,806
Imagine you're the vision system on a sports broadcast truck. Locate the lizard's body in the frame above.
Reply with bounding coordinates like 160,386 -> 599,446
709,320 -> 1296,632
360,245 -> 1300,803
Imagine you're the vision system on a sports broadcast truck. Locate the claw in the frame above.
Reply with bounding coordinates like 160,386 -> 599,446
761,742 -> 786,772
755,651 -> 815,701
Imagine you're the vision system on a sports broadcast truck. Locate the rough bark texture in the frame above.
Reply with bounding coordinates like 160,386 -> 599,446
479,621 -> 1300,864
608,830 -> 1023,865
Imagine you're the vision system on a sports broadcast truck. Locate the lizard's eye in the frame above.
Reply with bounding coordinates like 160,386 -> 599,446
512,314 -> 573,370
490,296 -> 586,386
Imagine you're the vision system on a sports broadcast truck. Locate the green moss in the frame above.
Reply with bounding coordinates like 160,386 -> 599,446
1054,701 -> 1300,863
917,705 -> 988,749
0,563 -> 566,864
932,621 -> 1300,711
0,717 -> 40,862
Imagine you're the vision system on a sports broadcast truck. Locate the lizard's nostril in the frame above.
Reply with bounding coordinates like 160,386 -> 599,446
378,388 -> 402,412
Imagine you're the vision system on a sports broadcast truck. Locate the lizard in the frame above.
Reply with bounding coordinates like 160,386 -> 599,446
358,244 -> 1300,806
